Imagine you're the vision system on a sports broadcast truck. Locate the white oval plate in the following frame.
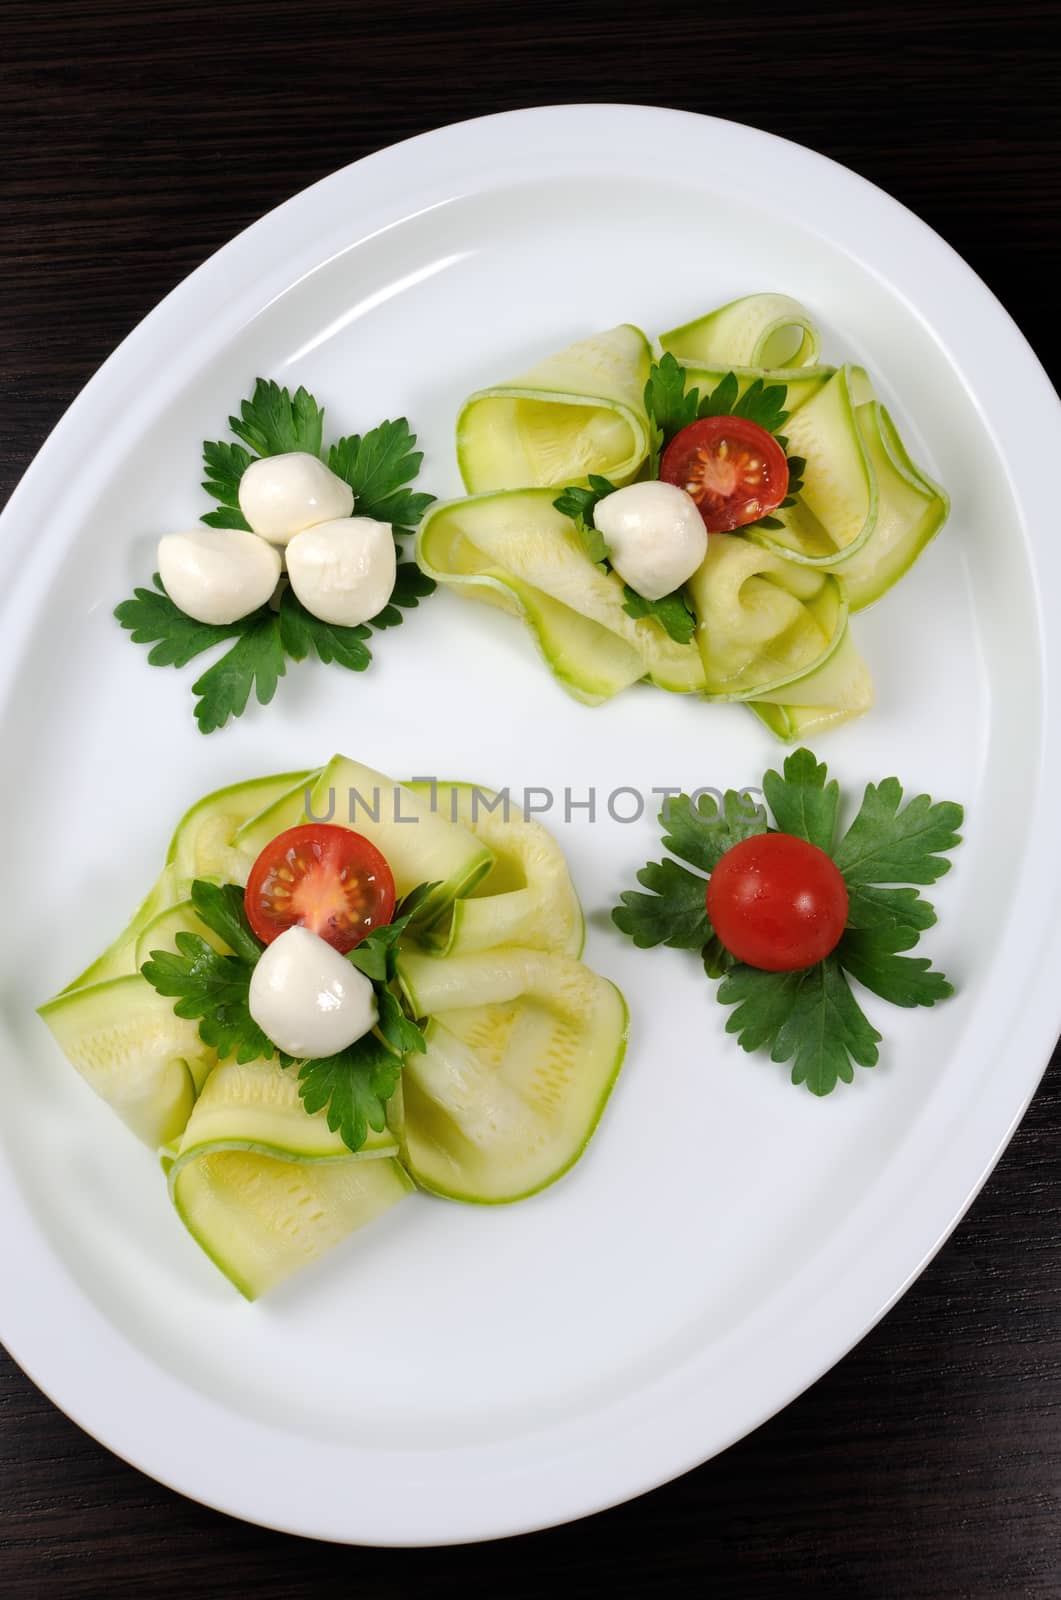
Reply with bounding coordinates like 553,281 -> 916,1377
1,106 -> 1059,1547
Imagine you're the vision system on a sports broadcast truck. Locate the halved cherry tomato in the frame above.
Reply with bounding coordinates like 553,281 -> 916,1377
706,833 -> 848,972
660,415 -> 789,533
244,823 -> 396,953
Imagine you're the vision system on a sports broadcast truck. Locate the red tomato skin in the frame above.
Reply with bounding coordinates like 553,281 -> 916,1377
244,823 -> 396,953
660,415 -> 789,533
706,834 -> 848,972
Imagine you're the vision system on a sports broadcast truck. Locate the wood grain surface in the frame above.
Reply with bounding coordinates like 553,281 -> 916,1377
2,3 -> 1059,1595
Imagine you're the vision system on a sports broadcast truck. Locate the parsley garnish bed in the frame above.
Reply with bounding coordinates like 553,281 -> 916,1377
141,881 -> 435,1149
115,380 -> 436,732
613,750 -> 962,1096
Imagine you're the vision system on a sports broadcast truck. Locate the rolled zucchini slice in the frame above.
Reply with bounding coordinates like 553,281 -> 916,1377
167,769 -> 316,889
303,756 -> 494,917
133,896 -> 232,967
830,390 -> 950,610
169,1056 -> 399,1165
759,366 -> 878,565
396,948 -> 628,1203
744,367 -> 948,603
164,1057 -> 405,1300
417,490 -> 705,702
232,767 -> 324,865
407,782 -> 584,958
167,1150 -> 411,1301
38,974 -> 215,1147
58,771 -> 315,996
457,324 -> 653,492
747,624 -> 874,740
58,865 -> 178,994
686,533 -> 851,701
661,293 -> 821,369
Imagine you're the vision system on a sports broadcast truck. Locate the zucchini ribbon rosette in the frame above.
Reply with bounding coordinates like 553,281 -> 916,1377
419,294 -> 949,738
38,763 -> 627,1299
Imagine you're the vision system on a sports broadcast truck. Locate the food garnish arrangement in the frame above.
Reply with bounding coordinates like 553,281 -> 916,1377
38,296 -> 962,1298
421,292 -> 949,738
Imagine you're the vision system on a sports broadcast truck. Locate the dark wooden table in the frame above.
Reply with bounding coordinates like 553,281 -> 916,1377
3,4 -> 1059,1595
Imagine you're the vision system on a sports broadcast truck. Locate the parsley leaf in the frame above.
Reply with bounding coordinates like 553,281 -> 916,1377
346,936 -> 395,985
837,926 -> 954,1008
346,885 -> 442,983
780,453 -> 806,510
141,932 -> 276,1065
277,585 -> 372,672
621,584 -> 697,645
611,787 -> 766,949
833,779 -> 964,885
719,957 -> 881,1096
228,379 -> 325,459
114,575 -> 289,735
552,476 -> 615,568
275,568 -> 436,676
298,1033 -> 402,1154
376,987 -> 428,1057
644,352 -> 701,466
662,789 -> 768,874
613,749 -> 963,1096
702,935 -> 736,980
114,575 -> 247,668
696,370 -> 739,418
731,377 -> 789,436
761,748 -> 839,853
844,882 -> 937,936
191,613 -> 288,735
366,561 -> 437,630
328,419 -> 435,534
394,881 -> 444,922
201,440 -> 255,530
189,880 -> 264,964
652,362 -> 792,441
613,858 -> 713,951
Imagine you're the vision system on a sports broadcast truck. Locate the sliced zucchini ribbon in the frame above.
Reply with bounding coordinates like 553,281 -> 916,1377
427,294 -> 948,737
40,764 -> 625,1297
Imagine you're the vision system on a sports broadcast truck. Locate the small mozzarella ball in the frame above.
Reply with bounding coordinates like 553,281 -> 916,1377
248,926 -> 378,1059
157,528 -> 281,625
285,517 -> 397,627
593,481 -> 708,602
238,452 -> 354,546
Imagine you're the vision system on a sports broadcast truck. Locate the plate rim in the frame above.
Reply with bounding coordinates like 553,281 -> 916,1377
2,102 -> 1060,1546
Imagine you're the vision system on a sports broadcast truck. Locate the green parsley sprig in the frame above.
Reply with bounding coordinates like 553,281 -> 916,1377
643,353 -> 805,528
141,879 -> 437,1150
115,380 -> 437,733
613,750 -> 963,1096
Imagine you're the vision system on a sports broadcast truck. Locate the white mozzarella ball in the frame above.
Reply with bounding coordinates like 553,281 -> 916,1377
238,452 -> 354,546
285,517 -> 397,627
593,481 -> 708,601
157,527 -> 281,625
248,926 -> 378,1059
